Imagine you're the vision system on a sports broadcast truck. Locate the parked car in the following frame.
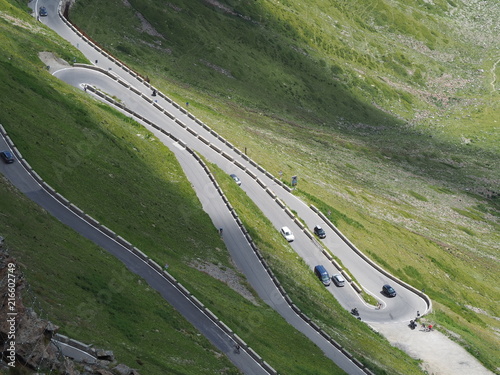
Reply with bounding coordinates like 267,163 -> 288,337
280,226 -> 295,242
39,6 -> 48,16
0,150 -> 14,164
313,225 -> 326,239
314,265 -> 331,286
332,274 -> 345,287
230,174 -> 241,186
382,284 -> 397,297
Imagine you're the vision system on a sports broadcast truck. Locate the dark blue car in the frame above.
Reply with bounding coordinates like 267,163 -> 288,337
0,150 -> 14,164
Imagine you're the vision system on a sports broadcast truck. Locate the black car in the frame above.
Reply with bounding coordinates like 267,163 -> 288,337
0,150 -> 14,164
382,284 -> 397,297
313,225 -> 326,239
39,6 -> 48,16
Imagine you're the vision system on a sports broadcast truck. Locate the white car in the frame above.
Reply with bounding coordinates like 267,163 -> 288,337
280,226 -> 295,242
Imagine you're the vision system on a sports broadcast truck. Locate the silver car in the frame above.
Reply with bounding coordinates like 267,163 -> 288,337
332,274 -> 345,287
230,174 -> 241,186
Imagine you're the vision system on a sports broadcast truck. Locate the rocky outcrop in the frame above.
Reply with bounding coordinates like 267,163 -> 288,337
0,247 -> 140,375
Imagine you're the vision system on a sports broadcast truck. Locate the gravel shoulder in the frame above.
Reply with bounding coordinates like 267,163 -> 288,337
371,322 -> 495,375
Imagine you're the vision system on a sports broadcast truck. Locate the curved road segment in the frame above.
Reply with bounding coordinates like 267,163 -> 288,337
6,0 -> 430,373
0,134 -> 268,374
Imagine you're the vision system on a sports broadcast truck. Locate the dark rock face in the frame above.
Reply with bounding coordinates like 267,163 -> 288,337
0,250 -> 62,371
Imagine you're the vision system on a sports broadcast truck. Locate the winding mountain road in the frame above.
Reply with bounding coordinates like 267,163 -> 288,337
54,64 -> 427,323
2,0 -> 437,374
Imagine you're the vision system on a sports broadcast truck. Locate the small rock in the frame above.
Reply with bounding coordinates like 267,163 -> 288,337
113,363 -> 132,375
44,321 -> 59,336
96,349 -> 114,361
97,359 -> 111,367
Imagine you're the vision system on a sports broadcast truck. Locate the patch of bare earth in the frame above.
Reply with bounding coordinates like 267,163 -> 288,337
38,51 -> 71,73
190,260 -> 259,305
122,0 -> 164,38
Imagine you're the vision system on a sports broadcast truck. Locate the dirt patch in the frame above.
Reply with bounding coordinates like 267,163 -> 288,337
122,0 -> 164,38
38,51 -> 71,74
190,260 -> 259,305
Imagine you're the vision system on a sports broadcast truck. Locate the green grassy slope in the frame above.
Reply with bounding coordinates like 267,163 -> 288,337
0,178 -> 239,375
0,2 -> 429,374
68,0 -> 500,372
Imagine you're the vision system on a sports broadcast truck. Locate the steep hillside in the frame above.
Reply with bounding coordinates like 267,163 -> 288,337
68,0 -> 500,372
0,1 -> 430,374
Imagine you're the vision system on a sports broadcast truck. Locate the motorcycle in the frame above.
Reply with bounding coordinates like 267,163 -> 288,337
409,320 -> 417,330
